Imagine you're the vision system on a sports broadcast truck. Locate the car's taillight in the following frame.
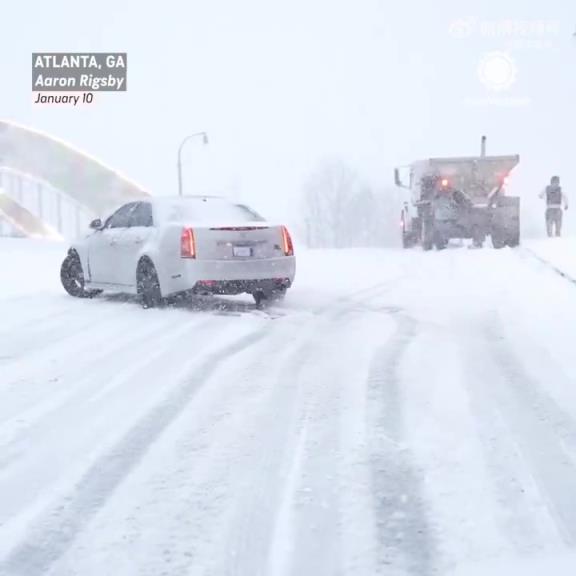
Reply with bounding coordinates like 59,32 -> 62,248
281,226 -> 294,256
181,228 -> 196,258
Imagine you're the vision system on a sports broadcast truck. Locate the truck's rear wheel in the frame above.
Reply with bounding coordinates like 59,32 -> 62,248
491,232 -> 506,249
506,232 -> 520,247
253,287 -> 286,308
434,233 -> 448,250
400,210 -> 415,249
402,232 -> 417,249
471,226 -> 486,249
422,219 -> 434,251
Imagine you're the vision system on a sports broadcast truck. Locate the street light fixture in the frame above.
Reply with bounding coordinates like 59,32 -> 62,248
177,131 -> 209,197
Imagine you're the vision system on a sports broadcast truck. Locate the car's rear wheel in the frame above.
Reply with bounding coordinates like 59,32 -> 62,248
137,259 -> 163,309
60,252 -> 101,298
271,287 -> 287,302
253,287 -> 286,308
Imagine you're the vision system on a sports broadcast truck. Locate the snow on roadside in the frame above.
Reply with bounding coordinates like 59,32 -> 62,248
525,237 -> 576,280
287,246 -> 408,311
365,247 -> 575,574
0,238 -> 66,297
5,236 -> 576,574
449,550 -> 576,576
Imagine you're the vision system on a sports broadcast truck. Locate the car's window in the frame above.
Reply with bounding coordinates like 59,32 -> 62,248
129,202 -> 153,228
154,198 -> 266,224
235,204 -> 266,222
105,203 -> 138,229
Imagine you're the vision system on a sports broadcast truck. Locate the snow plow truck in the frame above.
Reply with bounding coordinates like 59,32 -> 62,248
395,136 -> 520,250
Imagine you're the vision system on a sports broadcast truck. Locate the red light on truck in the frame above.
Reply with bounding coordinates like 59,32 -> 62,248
441,178 -> 449,188
281,226 -> 294,256
180,228 -> 196,258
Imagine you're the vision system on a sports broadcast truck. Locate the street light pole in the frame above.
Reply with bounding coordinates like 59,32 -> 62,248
177,131 -> 209,196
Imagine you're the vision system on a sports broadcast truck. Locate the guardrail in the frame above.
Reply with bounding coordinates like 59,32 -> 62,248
0,167 -> 96,240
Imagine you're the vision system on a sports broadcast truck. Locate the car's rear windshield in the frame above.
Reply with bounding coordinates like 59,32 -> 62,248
154,198 -> 266,224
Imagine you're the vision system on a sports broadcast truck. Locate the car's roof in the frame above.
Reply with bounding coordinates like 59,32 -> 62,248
144,195 -> 226,204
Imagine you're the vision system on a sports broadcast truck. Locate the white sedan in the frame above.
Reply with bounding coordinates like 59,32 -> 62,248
60,196 -> 296,307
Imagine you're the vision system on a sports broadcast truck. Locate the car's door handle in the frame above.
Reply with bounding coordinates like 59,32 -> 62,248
134,237 -> 143,244
110,239 -> 118,246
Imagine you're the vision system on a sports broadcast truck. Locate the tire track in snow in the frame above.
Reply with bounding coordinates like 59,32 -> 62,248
0,275 -> 412,576
63,292 -> 393,576
0,302 -> 133,363
367,310 -> 436,576
60,316 -> 323,576
226,310 -> 350,576
226,310 -> 358,576
0,309 -> 184,396
460,318 -> 571,554
0,294 -> 66,325
482,315 -> 576,546
282,271 -> 412,320
0,310 -> 202,436
0,325 -> 271,576
226,289 -> 404,576
225,287 -> 421,574
0,316 -> 215,473
0,304 -> 156,382
0,301 -> 84,341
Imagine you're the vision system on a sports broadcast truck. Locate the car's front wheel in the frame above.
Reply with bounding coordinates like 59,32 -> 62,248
137,259 -> 163,309
60,252 -> 101,298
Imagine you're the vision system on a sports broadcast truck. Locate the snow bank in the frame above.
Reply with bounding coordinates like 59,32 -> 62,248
451,551 -> 576,576
525,237 -> 576,280
288,246 -> 406,310
0,238 -> 66,297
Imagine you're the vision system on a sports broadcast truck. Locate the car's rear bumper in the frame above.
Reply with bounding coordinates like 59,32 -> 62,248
194,277 -> 291,295
163,256 -> 296,296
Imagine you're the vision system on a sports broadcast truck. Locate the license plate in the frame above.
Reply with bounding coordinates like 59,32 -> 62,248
233,246 -> 252,257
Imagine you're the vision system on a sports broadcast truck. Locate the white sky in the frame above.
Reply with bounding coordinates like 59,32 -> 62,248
1,0 -> 575,225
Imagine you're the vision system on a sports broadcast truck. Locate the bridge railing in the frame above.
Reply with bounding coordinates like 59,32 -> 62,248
0,167 -> 97,240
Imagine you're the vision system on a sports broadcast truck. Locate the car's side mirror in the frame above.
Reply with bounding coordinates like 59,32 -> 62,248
89,218 -> 103,230
394,168 -> 403,188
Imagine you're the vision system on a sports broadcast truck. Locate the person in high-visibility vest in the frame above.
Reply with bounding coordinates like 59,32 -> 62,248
539,176 -> 568,237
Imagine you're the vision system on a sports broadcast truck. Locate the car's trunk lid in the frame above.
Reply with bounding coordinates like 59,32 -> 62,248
191,223 -> 285,260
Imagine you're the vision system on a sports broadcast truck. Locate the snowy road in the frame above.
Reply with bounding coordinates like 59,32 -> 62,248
2,239 -> 576,575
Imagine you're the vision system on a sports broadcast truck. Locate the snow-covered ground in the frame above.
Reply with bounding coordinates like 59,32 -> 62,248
2,238 -> 576,575
524,237 -> 576,282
